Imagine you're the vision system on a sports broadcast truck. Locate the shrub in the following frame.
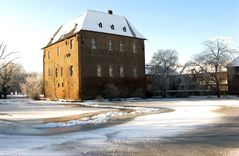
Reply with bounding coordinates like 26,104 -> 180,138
20,74 -> 42,100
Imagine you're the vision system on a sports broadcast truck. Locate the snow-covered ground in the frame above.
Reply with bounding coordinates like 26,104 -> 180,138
1,97 -> 239,155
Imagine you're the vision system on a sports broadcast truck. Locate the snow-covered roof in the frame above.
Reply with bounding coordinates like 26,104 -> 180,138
45,10 -> 145,47
227,56 -> 239,67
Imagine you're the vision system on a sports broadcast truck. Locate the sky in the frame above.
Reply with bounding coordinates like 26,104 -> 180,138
0,0 -> 238,72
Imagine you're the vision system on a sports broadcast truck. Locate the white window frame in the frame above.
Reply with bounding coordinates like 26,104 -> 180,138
108,40 -> 112,51
133,42 -> 137,53
133,67 -> 137,77
109,65 -> 113,77
120,66 -> 124,78
119,41 -> 124,51
97,65 -> 102,77
91,38 -> 96,49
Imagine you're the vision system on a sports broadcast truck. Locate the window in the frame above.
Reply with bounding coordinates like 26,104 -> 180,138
108,40 -> 112,50
48,51 -> 51,59
48,68 -> 51,76
123,27 -> 127,32
133,67 -> 137,77
98,22 -> 103,28
120,41 -> 124,51
58,83 -> 60,88
97,65 -> 102,77
57,46 -> 60,56
70,65 -> 73,76
133,42 -> 137,53
55,68 -> 58,77
91,38 -> 96,49
120,66 -> 124,78
60,67 -> 63,76
109,65 -> 113,77
111,24 -> 114,30
70,39 -> 73,49
62,82 -> 64,87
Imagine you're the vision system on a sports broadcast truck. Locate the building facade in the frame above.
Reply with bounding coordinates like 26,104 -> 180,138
43,10 -> 145,100
227,57 -> 239,95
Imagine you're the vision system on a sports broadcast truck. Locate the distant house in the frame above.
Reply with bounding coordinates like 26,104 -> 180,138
145,71 -> 228,97
42,10 -> 146,100
227,57 -> 239,95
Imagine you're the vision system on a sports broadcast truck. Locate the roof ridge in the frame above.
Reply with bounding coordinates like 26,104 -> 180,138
124,17 -> 136,38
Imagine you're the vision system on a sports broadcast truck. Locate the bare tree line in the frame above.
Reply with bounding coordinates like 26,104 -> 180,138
0,42 -> 43,99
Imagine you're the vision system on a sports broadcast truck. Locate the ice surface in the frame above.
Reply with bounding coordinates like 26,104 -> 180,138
2,98 -> 239,155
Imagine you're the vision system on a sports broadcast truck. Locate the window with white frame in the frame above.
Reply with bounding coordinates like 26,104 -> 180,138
108,40 -> 112,50
109,65 -> 113,77
119,41 -> 124,51
57,46 -> 60,56
133,67 -> 137,77
120,66 -> 124,77
133,42 -> 137,53
97,65 -> 102,77
91,38 -> 96,49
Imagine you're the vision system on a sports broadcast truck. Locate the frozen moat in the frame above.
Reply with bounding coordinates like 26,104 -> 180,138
1,97 -> 239,155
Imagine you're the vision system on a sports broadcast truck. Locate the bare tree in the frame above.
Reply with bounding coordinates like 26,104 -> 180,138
190,39 -> 238,98
20,74 -> 42,100
0,42 -> 18,70
148,49 -> 179,97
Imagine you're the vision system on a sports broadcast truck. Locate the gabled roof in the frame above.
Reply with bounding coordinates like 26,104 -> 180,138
227,56 -> 239,67
44,10 -> 145,48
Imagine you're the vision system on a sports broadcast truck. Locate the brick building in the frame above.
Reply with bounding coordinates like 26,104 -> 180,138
227,57 -> 239,95
43,10 -> 145,100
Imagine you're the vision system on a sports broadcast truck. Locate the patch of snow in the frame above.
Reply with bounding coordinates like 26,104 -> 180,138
33,105 -> 160,129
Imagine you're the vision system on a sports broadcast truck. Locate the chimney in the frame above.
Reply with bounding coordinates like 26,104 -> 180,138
108,10 -> 113,15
